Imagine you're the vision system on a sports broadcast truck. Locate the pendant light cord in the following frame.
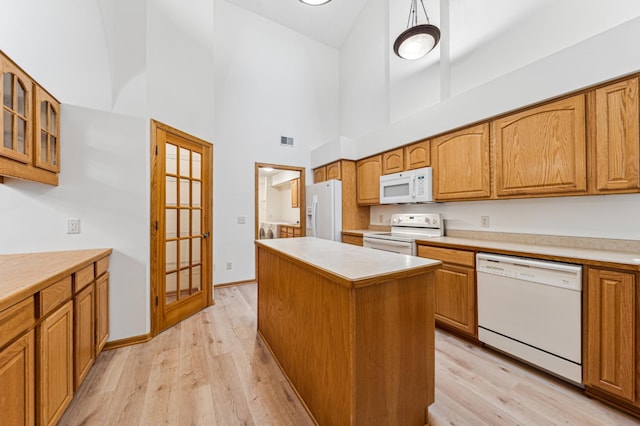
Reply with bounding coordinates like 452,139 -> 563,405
405,0 -> 432,29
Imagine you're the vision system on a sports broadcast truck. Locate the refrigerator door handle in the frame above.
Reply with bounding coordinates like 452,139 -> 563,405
312,195 -> 318,237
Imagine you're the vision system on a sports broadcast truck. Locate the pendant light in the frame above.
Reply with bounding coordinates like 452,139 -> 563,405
299,0 -> 332,5
393,0 -> 440,60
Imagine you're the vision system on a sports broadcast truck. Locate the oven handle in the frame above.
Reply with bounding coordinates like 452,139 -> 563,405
363,238 -> 413,248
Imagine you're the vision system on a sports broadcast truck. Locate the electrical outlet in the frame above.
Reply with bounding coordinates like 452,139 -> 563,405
67,218 -> 81,234
237,216 -> 246,224
480,216 -> 490,228
226,261 -> 232,270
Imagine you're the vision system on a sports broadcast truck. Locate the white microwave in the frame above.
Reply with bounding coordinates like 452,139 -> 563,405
379,167 -> 433,204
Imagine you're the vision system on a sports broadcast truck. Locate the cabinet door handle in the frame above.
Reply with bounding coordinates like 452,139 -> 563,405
202,232 -> 210,238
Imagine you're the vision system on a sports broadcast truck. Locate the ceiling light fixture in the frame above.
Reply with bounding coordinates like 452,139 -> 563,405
393,0 -> 440,60
299,0 -> 332,5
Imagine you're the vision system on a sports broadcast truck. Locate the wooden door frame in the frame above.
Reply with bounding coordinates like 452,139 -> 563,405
254,163 -> 306,280
150,119 -> 214,337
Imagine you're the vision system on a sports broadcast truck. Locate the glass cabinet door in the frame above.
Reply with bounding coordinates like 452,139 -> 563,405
0,56 -> 32,164
34,86 -> 60,172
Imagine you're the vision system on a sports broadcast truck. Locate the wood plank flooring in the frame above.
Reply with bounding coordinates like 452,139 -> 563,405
59,284 -> 640,425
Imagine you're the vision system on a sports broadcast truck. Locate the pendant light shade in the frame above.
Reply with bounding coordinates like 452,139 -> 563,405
394,0 -> 440,60
299,0 -> 332,5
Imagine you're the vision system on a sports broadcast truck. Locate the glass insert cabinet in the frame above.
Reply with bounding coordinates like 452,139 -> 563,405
0,51 -> 61,185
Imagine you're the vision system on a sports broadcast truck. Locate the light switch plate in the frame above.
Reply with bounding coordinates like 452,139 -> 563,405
67,218 -> 81,234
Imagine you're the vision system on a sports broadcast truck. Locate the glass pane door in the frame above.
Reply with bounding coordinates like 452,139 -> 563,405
164,142 -> 204,305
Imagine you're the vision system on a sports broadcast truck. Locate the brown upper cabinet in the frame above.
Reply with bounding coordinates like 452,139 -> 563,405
432,123 -> 491,201
0,51 -> 60,185
290,177 -> 300,208
356,155 -> 381,205
404,140 -> 430,170
493,95 -> 587,197
325,160 -> 341,180
313,166 -> 326,183
591,77 -> 639,193
382,148 -> 403,175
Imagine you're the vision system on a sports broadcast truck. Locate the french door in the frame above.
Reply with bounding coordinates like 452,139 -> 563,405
151,120 -> 213,334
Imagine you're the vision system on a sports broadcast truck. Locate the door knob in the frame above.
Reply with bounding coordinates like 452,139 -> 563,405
202,232 -> 210,238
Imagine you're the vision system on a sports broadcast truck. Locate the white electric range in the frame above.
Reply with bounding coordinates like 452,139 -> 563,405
363,213 -> 444,255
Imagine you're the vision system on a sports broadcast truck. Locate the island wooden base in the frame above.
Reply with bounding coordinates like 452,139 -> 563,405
257,245 -> 436,426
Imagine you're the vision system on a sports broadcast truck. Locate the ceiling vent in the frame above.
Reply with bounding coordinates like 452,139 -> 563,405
280,136 -> 294,147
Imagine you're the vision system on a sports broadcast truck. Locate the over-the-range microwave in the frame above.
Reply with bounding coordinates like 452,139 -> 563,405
379,166 -> 433,204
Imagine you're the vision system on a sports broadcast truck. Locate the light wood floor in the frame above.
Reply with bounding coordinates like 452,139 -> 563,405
60,284 -> 640,426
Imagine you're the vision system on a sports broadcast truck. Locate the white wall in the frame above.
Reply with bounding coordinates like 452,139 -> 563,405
334,1 -> 640,241
212,0 -> 339,284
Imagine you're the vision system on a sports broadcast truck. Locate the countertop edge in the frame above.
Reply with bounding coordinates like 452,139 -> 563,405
0,248 -> 113,312
415,238 -> 640,271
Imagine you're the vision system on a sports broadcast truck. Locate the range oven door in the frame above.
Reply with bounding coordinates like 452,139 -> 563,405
362,236 -> 415,255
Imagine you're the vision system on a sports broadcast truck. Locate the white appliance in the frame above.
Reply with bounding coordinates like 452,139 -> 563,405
362,213 -> 443,255
379,167 -> 433,204
476,253 -> 583,385
306,180 -> 342,241
259,222 -> 281,239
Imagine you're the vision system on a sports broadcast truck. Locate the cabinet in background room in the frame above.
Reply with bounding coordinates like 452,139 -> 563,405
325,161 -> 341,180
404,140 -> 430,170
591,77 -> 640,193
313,167 -> 326,183
290,178 -> 300,208
418,245 -> 477,339
432,123 -> 490,201
382,148 -> 403,175
585,268 -> 637,403
356,155 -> 382,205
493,95 -> 587,197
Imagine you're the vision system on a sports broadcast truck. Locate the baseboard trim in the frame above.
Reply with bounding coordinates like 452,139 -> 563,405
215,279 -> 256,289
104,333 -> 152,351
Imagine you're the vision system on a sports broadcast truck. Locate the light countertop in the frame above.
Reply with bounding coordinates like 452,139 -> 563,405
417,236 -> 640,270
256,237 -> 440,283
0,248 -> 112,311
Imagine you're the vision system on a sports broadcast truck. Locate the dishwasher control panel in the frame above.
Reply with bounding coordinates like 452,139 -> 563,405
476,253 -> 582,291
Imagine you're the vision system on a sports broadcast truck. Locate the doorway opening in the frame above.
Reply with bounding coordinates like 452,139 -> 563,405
254,163 -> 306,242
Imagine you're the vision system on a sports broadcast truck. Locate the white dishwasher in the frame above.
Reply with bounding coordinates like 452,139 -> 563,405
476,253 -> 583,385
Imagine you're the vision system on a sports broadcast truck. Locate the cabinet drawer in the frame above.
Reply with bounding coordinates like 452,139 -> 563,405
75,264 -> 95,293
0,296 -> 36,350
342,234 -> 364,246
418,246 -> 475,267
39,276 -> 72,318
96,256 -> 109,278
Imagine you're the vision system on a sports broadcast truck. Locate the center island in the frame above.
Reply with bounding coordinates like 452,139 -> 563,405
255,237 -> 441,426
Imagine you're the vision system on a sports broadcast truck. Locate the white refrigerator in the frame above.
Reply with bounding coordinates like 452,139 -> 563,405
306,180 -> 342,241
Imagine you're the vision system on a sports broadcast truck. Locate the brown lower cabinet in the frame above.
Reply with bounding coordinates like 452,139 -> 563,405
417,245 -> 477,339
585,267 -> 639,412
39,300 -> 74,426
0,249 -> 110,426
341,233 -> 363,246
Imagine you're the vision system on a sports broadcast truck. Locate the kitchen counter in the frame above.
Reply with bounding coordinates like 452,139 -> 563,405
257,237 -> 439,287
416,236 -> 640,270
0,248 -> 112,311
256,237 -> 439,425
